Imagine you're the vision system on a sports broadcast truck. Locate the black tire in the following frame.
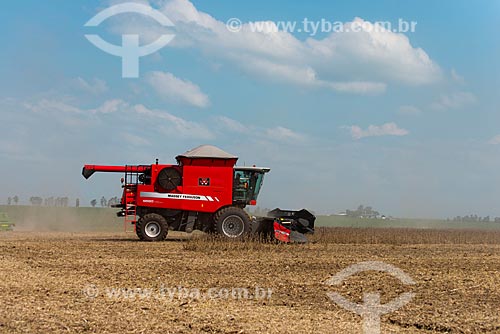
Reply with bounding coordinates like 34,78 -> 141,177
214,207 -> 251,239
136,213 -> 168,242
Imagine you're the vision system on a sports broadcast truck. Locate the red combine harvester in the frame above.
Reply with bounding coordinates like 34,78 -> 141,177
82,145 -> 315,242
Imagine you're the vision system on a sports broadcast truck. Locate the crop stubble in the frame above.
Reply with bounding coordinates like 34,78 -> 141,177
0,229 -> 499,333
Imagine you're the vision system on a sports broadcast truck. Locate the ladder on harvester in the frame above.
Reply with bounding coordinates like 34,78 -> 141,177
123,165 -> 139,233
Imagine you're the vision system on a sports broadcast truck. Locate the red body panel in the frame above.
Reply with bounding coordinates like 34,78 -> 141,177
83,165 -> 150,174
84,156 -> 238,214
273,221 -> 291,243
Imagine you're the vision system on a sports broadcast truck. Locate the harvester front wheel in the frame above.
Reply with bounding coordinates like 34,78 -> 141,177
214,207 -> 251,239
136,213 -> 168,242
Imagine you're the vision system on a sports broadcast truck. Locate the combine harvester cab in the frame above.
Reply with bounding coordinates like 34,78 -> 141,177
82,145 -> 315,243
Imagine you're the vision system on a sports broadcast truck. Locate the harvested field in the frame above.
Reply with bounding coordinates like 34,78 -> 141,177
0,229 -> 499,333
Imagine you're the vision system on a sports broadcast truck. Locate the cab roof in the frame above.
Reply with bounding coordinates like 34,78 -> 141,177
234,166 -> 271,173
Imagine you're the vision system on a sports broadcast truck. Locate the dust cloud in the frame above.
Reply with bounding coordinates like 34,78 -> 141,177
0,206 -> 121,232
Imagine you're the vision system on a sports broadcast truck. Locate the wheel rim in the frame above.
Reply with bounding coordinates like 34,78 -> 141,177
221,215 -> 245,238
144,221 -> 161,238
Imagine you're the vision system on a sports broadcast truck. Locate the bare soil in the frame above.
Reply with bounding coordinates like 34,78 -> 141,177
0,230 -> 499,333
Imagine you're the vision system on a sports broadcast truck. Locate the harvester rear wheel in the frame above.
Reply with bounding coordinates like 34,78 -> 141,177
214,207 -> 251,239
136,213 -> 168,242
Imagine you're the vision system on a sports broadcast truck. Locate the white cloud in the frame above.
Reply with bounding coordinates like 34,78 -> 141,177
90,99 -> 128,114
24,98 -> 128,115
74,77 -> 108,95
235,59 -> 387,94
488,135 -> 500,145
451,69 -> 465,85
215,116 -> 249,133
305,18 -> 441,85
215,116 -> 307,143
348,122 -> 409,140
133,104 -> 214,139
23,98 -> 318,143
265,126 -> 306,142
24,99 -> 129,114
121,133 -> 151,146
398,105 -> 421,116
431,91 -> 476,111
326,81 -> 387,94
110,0 -> 441,94
24,99 -> 83,114
145,71 -> 210,108
238,59 -> 316,86
22,98 -> 214,140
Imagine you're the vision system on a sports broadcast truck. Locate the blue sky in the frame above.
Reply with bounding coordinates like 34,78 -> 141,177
1,0 -> 499,218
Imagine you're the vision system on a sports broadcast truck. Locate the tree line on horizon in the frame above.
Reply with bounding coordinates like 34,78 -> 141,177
4,198 -> 500,223
90,196 -> 120,208
449,215 -> 500,223
344,205 -> 383,219
5,196 -> 120,208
